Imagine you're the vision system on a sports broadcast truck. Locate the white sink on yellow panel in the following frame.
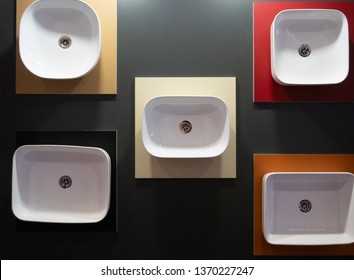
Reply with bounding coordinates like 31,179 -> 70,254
19,0 -> 101,79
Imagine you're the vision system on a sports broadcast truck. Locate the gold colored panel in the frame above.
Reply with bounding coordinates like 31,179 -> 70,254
16,0 -> 117,94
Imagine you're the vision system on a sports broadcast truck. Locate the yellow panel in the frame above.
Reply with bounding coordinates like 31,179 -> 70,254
16,0 -> 117,94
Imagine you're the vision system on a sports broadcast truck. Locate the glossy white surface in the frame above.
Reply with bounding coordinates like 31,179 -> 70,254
19,0 -> 101,79
12,145 -> 111,223
142,96 -> 230,158
263,172 -> 354,245
271,9 -> 349,85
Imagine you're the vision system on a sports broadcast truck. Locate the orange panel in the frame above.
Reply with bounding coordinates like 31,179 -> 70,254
254,154 -> 354,256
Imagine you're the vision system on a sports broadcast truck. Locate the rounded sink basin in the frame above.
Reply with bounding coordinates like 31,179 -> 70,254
19,0 -> 101,79
142,96 -> 230,158
271,9 -> 349,85
12,145 -> 111,223
263,172 -> 354,245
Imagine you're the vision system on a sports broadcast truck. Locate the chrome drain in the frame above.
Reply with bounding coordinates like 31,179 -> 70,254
58,36 -> 72,49
298,44 -> 311,57
179,120 -> 192,134
299,199 -> 312,213
59,175 -> 72,189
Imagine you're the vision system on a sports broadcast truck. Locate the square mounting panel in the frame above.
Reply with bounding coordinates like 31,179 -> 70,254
135,77 -> 236,179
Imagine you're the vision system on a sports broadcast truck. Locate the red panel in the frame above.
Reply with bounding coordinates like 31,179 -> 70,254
254,2 -> 354,102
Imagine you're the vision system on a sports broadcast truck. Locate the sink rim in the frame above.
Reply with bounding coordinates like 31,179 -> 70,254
12,144 -> 111,223
262,172 -> 354,245
270,8 -> 349,86
142,95 -> 230,158
19,0 -> 101,79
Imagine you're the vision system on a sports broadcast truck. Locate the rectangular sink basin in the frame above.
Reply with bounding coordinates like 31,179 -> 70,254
142,96 -> 230,158
271,9 -> 349,85
263,172 -> 354,245
12,145 -> 111,223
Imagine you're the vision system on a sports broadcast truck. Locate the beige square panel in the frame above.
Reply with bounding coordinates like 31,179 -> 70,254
16,0 -> 117,94
135,77 -> 236,179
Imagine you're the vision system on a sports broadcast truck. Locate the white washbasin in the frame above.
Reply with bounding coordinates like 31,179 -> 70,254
19,0 -> 101,79
271,9 -> 349,85
12,145 -> 111,223
142,96 -> 230,158
263,172 -> 354,245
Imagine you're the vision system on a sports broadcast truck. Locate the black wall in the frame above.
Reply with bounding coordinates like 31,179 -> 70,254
1,0 -> 353,259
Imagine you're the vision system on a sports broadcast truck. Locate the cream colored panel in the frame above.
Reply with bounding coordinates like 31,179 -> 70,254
135,77 -> 236,178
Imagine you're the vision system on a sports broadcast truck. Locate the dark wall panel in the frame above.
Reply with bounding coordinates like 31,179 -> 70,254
1,0 -> 353,259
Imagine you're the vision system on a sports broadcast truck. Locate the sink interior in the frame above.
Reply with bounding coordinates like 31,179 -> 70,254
142,96 -> 230,158
12,145 -> 111,223
263,172 -> 354,245
271,9 -> 349,85
19,0 -> 101,79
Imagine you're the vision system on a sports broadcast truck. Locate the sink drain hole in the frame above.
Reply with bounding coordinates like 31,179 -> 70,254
299,199 -> 312,213
59,175 -> 72,189
58,36 -> 72,49
298,44 -> 311,57
179,120 -> 192,134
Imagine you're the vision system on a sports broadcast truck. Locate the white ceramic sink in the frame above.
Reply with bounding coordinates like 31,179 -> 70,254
263,172 -> 354,245
142,96 -> 230,158
12,145 -> 111,223
271,9 -> 349,85
19,0 -> 101,79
